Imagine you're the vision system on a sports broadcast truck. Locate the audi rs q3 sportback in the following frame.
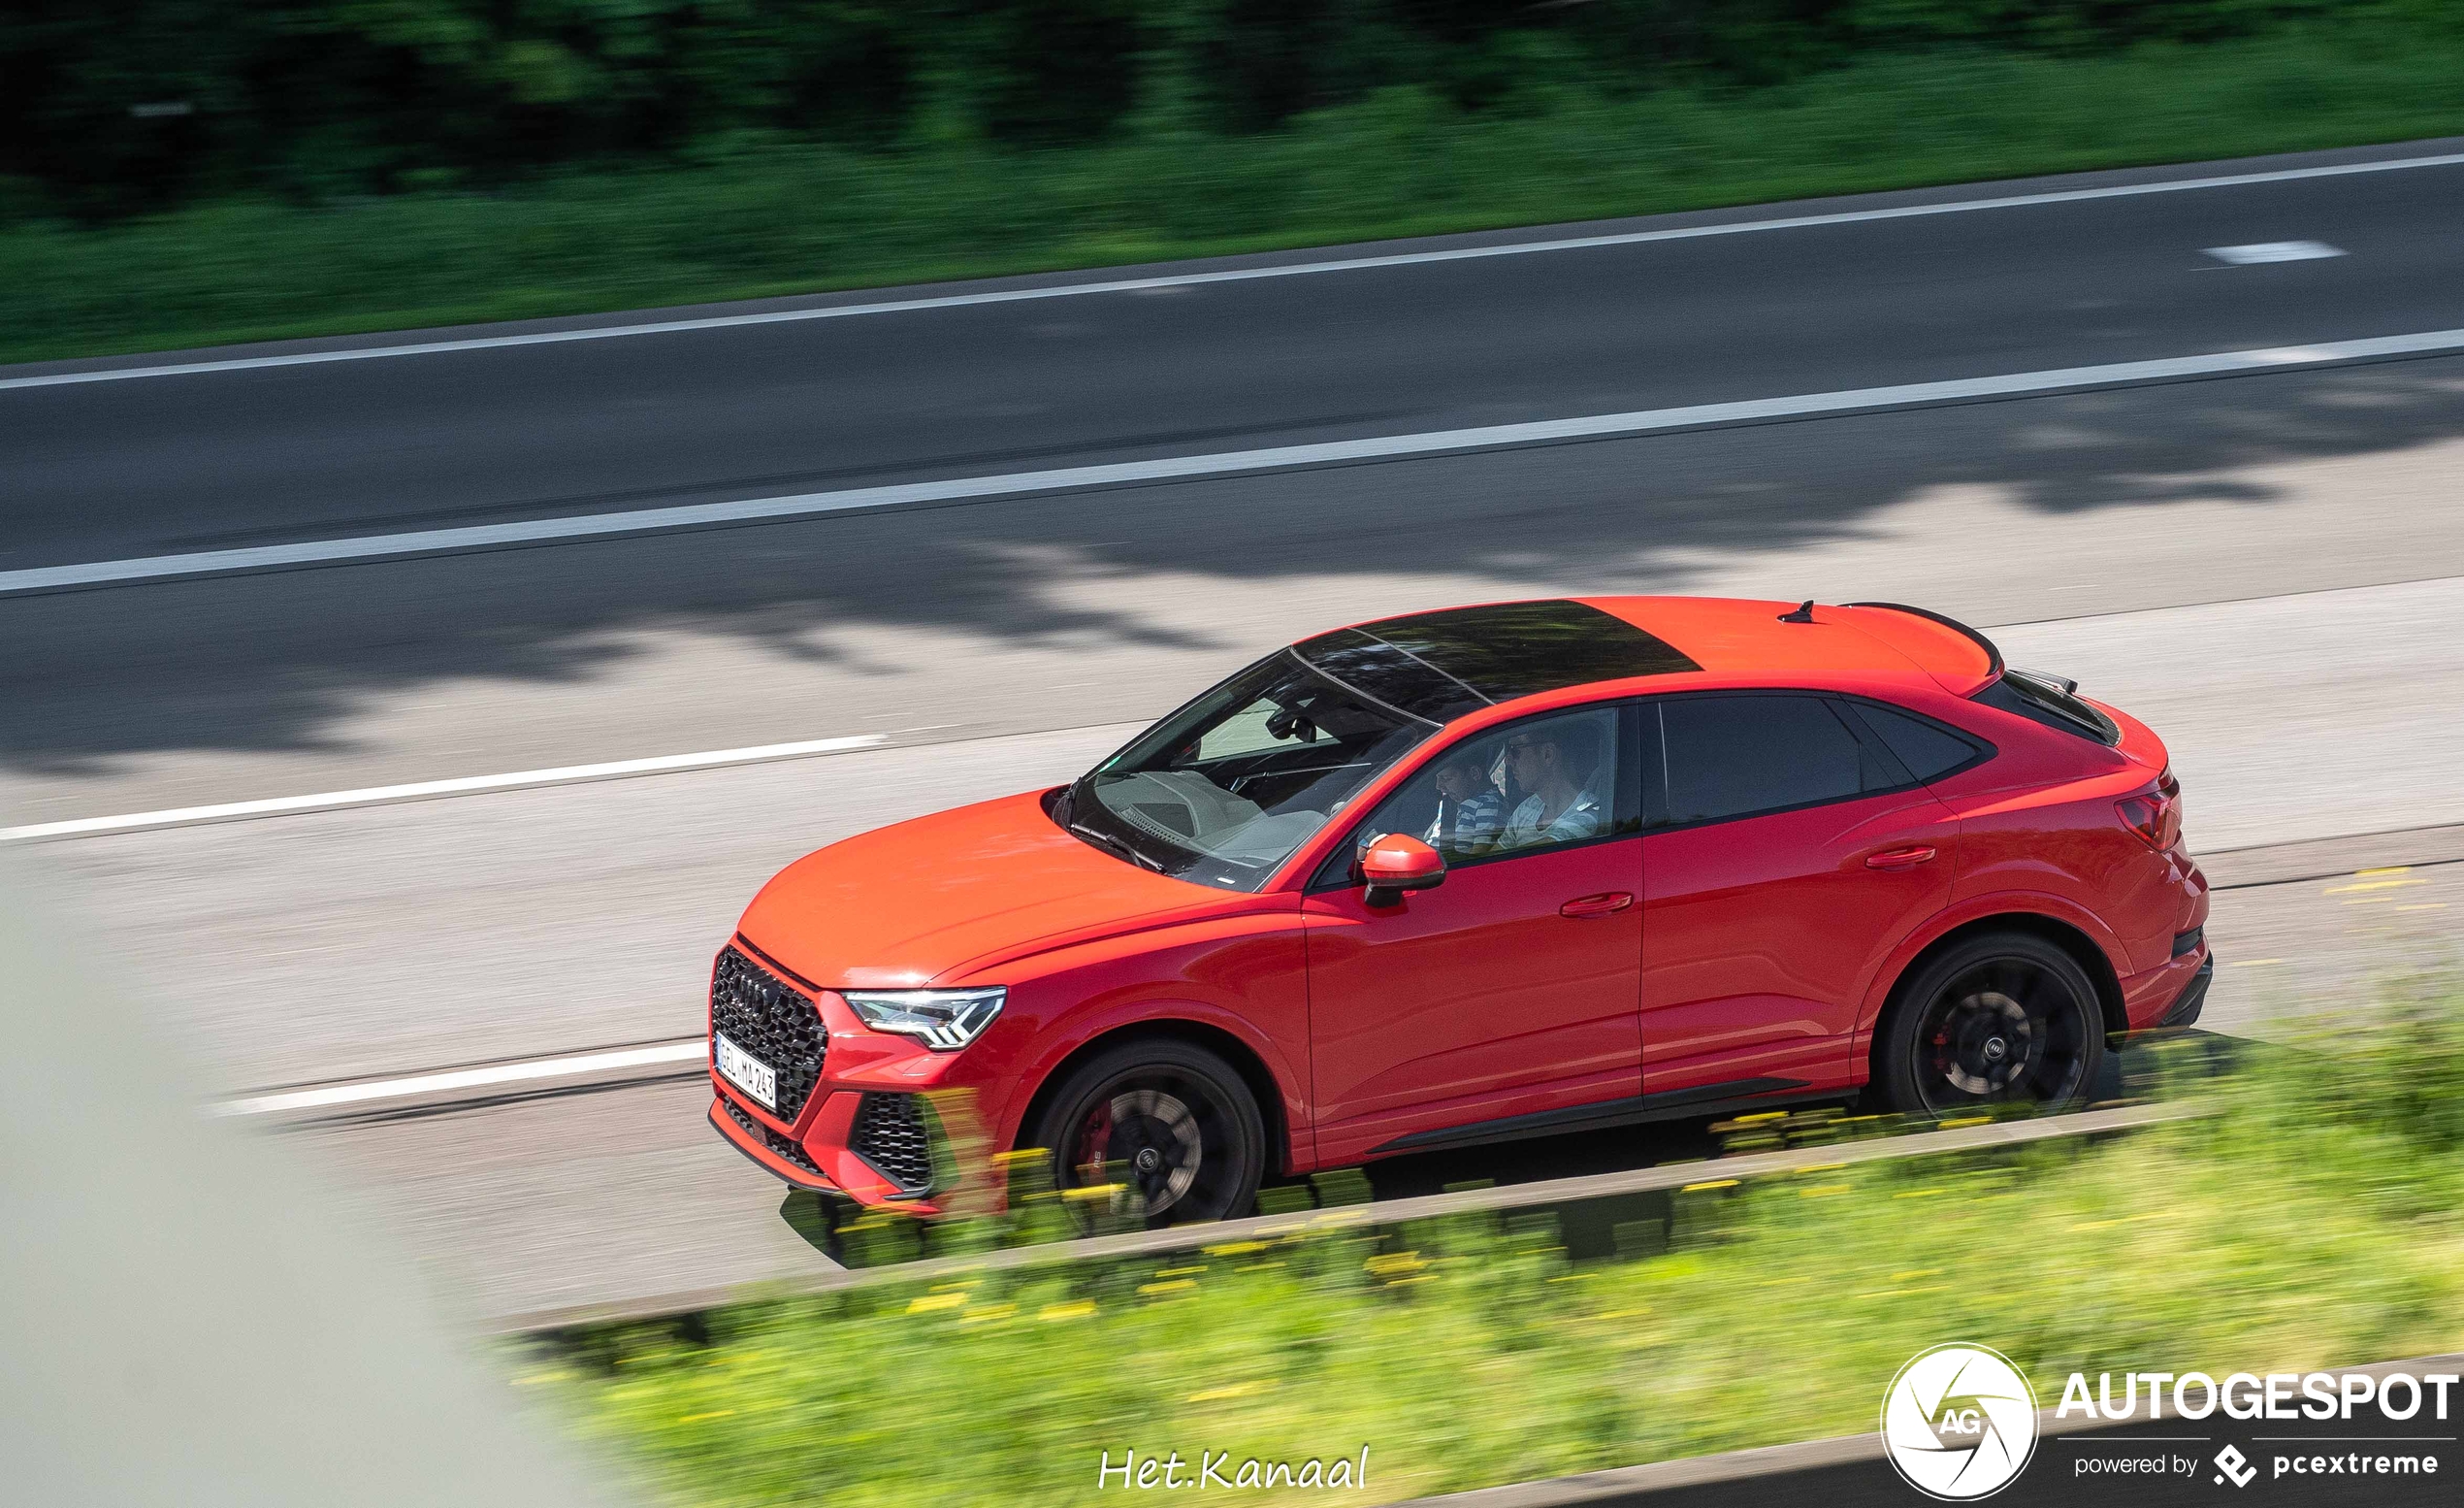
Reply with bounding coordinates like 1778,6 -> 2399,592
706,597 -> 2211,1225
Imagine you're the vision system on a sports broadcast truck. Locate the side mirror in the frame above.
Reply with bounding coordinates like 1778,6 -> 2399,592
1360,833 -> 1445,906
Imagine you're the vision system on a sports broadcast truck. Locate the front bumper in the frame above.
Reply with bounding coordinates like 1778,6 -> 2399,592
705,937 -> 974,1210
709,1097 -> 837,1194
708,1082 -> 953,1209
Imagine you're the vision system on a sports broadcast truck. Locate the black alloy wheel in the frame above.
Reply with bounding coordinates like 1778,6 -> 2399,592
1028,1039 -> 1264,1228
1875,932 -> 2106,1118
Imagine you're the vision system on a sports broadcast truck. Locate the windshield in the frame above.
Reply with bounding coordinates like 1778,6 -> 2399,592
1063,650 -> 1436,891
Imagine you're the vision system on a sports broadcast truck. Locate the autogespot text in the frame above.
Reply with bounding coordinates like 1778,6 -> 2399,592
2059,1368 -> 2455,1488
2056,1368 -> 2459,1423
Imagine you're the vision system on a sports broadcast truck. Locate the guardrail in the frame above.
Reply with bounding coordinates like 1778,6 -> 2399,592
501,1098 -> 2196,1333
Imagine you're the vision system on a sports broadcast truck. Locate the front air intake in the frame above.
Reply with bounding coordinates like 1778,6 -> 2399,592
850,1093 -> 937,1197
722,1095 -> 823,1176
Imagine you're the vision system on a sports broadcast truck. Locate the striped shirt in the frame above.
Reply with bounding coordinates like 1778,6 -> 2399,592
1425,787 -> 1506,855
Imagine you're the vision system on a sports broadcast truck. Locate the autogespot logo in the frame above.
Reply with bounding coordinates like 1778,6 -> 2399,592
1882,1344 -> 2042,1500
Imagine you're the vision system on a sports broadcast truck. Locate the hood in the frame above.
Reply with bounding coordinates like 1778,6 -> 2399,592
737,789 -> 1246,987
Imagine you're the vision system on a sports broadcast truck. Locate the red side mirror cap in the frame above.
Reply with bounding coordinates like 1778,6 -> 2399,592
1361,833 -> 1445,901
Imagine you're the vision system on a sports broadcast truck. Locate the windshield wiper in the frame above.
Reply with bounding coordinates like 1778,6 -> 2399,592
1069,821 -> 1165,872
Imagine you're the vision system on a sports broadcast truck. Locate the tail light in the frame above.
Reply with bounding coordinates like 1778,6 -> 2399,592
2117,770 -> 2182,850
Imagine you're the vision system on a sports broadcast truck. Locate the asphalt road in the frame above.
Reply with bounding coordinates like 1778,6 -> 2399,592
5,139 -> 2463,575
6,141 -> 2463,1326
13,353 -> 2464,829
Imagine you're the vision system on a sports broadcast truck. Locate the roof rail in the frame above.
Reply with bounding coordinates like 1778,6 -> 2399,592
1841,602 -> 2005,677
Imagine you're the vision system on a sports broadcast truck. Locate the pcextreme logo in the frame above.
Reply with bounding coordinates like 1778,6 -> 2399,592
2213,1444 -> 2257,1487
1881,1344 -> 2042,1500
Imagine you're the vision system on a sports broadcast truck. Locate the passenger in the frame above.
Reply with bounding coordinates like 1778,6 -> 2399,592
1423,750 -> 1505,856
1497,723 -> 1605,848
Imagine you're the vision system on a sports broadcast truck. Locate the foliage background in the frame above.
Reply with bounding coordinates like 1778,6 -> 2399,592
7,2 -> 2461,362
9,1 -> 2449,219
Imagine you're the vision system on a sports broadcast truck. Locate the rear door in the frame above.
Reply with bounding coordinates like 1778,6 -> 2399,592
1638,692 -> 1963,1098
1302,703 -> 1644,1164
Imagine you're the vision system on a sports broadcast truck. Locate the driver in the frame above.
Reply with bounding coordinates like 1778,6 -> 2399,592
1498,722 -> 1604,849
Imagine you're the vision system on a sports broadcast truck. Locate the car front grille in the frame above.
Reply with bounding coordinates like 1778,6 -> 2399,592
851,1093 -> 936,1196
710,944 -> 827,1123
722,1095 -> 822,1177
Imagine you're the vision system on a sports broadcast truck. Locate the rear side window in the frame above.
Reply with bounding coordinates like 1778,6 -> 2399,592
1843,701 -> 1986,782
1656,695 -> 1882,826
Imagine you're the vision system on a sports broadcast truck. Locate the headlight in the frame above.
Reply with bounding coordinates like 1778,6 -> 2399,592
842,987 -> 1006,1050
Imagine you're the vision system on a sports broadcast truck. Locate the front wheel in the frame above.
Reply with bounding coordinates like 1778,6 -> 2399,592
1026,1038 -> 1265,1227
1873,932 -> 2106,1118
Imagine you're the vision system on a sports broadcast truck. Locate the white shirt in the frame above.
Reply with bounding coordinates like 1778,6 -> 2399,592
1499,786 -> 1605,849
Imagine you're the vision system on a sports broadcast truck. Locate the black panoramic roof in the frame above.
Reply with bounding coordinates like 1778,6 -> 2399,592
1294,600 -> 1701,724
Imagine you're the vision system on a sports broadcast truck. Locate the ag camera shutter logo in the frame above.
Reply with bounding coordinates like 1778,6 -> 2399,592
1881,1344 -> 2041,1499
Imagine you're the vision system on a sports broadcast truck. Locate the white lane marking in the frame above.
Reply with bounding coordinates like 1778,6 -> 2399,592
213,1038 -> 708,1117
0,733 -> 887,842
9,150 -> 2462,393
2206,241 -> 2346,265
10,325 -> 2464,598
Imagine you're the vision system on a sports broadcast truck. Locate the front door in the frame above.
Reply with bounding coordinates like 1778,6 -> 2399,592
1302,704 -> 1643,1164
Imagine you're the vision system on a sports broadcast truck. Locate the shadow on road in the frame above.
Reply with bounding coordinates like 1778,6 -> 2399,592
6,361 -> 2463,774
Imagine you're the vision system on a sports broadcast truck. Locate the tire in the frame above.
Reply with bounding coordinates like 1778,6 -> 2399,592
1025,1038 -> 1265,1228
1873,931 -> 2106,1118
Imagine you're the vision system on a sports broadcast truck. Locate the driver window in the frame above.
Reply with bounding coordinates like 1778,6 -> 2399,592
1355,706 -> 1622,868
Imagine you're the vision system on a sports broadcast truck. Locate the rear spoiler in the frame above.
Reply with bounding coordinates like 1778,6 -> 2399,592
1843,601 -> 2004,678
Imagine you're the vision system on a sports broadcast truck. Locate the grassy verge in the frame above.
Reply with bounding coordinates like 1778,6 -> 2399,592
10,18 -> 2464,368
537,985 -> 2464,1507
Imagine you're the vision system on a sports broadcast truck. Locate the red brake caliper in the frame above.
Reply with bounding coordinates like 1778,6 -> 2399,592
1075,1102 -> 1114,1187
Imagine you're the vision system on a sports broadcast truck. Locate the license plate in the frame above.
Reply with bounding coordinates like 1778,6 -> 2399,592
714,1033 -> 777,1111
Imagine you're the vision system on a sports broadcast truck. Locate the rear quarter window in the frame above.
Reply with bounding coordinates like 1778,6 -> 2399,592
1841,701 -> 1989,782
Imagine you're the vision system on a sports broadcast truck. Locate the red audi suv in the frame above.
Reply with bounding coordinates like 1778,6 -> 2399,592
706,597 -> 2211,1224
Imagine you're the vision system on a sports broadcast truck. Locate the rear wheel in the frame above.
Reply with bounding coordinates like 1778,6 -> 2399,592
1027,1039 -> 1265,1227
1874,932 -> 2105,1118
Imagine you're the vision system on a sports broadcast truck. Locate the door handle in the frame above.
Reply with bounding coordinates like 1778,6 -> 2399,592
1559,891 -> 1635,919
1864,845 -> 1938,870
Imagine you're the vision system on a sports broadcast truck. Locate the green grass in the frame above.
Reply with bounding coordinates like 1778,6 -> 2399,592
536,983 -> 2464,1507
9,19 -> 2464,367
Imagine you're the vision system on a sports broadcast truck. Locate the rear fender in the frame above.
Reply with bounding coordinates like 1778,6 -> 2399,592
1853,889 -> 2131,1038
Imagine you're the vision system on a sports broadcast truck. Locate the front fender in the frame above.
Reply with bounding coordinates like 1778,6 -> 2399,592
965,912 -> 1313,1165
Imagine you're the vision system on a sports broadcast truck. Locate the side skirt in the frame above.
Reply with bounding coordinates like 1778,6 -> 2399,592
1367,1076 -> 1828,1157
